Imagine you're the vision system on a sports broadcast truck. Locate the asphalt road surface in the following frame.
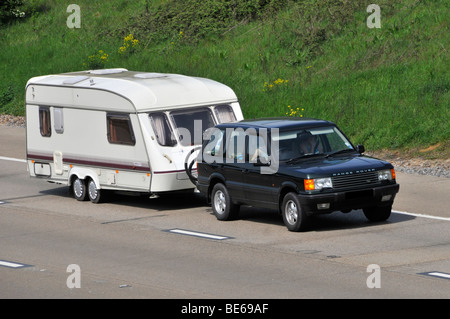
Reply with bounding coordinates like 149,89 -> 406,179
0,126 -> 449,301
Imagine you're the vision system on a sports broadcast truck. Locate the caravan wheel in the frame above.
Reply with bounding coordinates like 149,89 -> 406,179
72,178 -> 87,201
87,179 -> 102,203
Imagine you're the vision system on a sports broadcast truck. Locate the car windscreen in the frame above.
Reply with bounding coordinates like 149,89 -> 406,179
274,126 -> 354,161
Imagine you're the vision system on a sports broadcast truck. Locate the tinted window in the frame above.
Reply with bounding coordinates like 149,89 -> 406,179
39,106 -> 51,137
274,126 -> 353,160
107,114 -> 136,146
225,128 -> 246,162
203,128 -> 224,163
248,132 -> 269,163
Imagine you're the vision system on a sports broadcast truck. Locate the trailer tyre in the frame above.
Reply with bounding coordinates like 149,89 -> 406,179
72,177 -> 87,201
87,179 -> 102,204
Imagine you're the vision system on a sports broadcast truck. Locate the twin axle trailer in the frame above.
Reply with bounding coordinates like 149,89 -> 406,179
25,69 -> 243,202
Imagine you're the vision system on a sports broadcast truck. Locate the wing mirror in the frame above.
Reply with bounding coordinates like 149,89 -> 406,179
356,144 -> 365,154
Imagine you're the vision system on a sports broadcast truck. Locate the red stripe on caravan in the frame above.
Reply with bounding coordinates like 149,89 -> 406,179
154,169 -> 197,175
27,153 -> 150,172
153,170 -> 182,175
27,153 -> 53,161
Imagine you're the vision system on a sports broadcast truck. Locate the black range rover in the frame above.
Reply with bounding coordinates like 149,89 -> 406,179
196,118 -> 400,232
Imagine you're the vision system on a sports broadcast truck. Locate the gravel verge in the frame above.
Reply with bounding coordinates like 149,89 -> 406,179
1,114 -> 448,178
0,114 -> 26,127
366,151 -> 450,179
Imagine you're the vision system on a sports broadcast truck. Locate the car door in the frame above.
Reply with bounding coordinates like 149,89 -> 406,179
242,130 -> 277,208
221,128 -> 246,203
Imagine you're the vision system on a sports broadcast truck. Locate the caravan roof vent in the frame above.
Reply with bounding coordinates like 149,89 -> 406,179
134,73 -> 167,79
63,76 -> 90,85
89,68 -> 128,75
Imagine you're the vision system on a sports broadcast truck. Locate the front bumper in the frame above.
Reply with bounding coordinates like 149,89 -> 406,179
298,183 -> 400,215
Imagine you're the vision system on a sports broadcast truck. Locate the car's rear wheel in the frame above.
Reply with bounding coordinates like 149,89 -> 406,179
282,192 -> 307,232
363,205 -> 392,222
211,183 -> 239,221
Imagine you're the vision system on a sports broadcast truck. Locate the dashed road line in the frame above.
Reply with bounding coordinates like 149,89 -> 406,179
420,272 -> 450,280
0,260 -> 32,269
167,229 -> 231,240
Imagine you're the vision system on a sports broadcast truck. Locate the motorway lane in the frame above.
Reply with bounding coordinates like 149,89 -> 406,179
1,178 -> 449,299
1,126 -> 449,299
1,159 -> 450,299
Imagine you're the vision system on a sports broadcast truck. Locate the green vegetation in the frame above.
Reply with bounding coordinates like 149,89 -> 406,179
0,0 -> 448,155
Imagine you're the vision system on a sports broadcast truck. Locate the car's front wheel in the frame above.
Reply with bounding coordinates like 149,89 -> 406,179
211,183 -> 239,221
281,193 -> 307,232
363,205 -> 392,222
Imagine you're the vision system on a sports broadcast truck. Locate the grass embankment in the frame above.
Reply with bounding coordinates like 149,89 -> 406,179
0,0 -> 448,157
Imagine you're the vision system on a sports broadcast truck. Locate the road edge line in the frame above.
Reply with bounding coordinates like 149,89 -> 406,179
0,156 -> 26,163
393,210 -> 450,222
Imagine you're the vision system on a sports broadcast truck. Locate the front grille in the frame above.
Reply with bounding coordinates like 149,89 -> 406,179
332,171 -> 380,190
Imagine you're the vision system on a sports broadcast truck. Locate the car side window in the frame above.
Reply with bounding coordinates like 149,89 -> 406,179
225,129 -> 246,162
248,133 -> 269,163
204,128 -> 224,156
203,128 -> 225,163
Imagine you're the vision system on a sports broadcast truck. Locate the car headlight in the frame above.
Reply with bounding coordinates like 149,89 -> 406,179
304,177 -> 333,191
378,169 -> 395,181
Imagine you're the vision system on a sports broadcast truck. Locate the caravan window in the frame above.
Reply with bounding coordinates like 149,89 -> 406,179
214,105 -> 236,123
107,113 -> 136,146
171,108 -> 215,146
149,113 -> 176,147
54,108 -> 64,134
39,107 -> 51,137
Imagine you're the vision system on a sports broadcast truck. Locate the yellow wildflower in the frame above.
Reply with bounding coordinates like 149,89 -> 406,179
119,34 -> 140,55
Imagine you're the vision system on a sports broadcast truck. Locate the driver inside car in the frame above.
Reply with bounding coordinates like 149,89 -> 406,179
297,132 -> 322,155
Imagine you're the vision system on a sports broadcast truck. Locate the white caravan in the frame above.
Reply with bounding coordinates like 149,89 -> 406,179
25,68 -> 243,203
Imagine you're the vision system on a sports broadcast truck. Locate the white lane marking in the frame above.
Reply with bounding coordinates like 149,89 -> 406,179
393,210 -> 450,222
422,272 -> 450,280
0,260 -> 28,268
168,229 -> 230,240
0,156 -> 27,163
